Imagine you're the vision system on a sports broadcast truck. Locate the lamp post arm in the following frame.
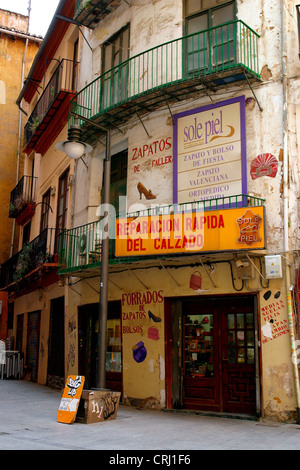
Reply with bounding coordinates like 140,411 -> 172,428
97,129 -> 111,389
66,112 -> 111,390
35,201 -> 53,212
69,112 -> 110,134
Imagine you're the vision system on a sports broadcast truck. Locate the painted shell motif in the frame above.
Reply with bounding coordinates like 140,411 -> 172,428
250,153 -> 278,180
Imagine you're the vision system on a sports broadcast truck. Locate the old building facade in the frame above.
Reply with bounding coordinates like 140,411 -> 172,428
0,8 -> 41,339
2,0 -> 300,423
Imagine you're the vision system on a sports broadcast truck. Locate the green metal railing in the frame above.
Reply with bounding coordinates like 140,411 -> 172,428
74,0 -> 88,17
69,20 -> 260,128
58,194 -> 265,274
74,1 -> 122,26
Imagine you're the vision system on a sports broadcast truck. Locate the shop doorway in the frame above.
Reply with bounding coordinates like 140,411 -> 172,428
47,297 -> 65,388
78,301 -> 122,391
165,295 -> 260,416
26,310 -> 41,382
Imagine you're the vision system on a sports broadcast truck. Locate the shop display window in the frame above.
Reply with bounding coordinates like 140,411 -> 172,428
106,319 -> 122,373
184,314 -> 213,378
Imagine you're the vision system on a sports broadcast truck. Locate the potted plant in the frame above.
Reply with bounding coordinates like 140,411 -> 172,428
13,243 -> 34,282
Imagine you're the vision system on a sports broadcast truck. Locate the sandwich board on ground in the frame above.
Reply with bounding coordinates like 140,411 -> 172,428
57,375 -> 85,424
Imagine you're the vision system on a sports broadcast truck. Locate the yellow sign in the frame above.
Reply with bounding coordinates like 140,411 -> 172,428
115,206 -> 265,257
57,375 -> 85,424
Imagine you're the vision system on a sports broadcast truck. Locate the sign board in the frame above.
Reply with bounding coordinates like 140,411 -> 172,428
173,96 -> 247,204
115,206 -> 265,257
57,375 -> 85,424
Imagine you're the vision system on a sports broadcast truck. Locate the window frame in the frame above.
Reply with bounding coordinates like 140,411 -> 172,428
101,24 -> 130,107
40,188 -> 51,233
183,0 -> 236,74
56,168 -> 70,232
184,0 -> 236,33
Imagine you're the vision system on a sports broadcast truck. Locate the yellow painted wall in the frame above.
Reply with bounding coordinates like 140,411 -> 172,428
0,12 -> 40,263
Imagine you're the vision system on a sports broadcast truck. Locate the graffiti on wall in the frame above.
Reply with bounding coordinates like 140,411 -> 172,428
85,391 -> 121,423
67,314 -> 76,369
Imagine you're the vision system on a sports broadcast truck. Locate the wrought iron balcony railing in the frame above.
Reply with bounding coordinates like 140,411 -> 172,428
24,59 -> 78,152
58,194 -> 265,275
69,21 -> 260,141
0,228 -> 62,289
9,175 -> 37,219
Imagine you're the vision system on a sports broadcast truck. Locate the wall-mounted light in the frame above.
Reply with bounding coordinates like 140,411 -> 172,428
56,124 -> 93,159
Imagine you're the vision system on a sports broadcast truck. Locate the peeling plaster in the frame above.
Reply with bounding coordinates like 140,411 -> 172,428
265,363 -> 293,398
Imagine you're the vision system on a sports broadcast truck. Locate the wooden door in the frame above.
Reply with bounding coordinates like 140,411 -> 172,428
178,296 -> 257,415
221,301 -> 256,414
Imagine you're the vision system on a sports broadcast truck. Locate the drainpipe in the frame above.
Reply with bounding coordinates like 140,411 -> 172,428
281,0 -> 300,424
10,37 -> 29,257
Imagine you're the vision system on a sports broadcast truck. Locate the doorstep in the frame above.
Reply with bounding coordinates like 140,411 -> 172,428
163,408 -> 258,422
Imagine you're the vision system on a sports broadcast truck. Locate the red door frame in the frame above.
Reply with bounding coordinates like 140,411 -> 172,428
165,294 -> 261,416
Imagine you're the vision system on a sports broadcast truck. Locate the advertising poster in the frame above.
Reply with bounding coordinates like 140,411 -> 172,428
173,96 -> 247,204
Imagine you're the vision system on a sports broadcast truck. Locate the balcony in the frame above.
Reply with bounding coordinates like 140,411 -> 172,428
74,0 -> 122,29
69,21 -> 260,143
23,59 -> 78,155
9,176 -> 37,225
0,228 -> 62,292
58,194 -> 265,277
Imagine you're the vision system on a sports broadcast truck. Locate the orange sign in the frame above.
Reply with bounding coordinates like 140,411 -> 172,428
237,209 -> 262,246
115,206 -> 265,257
57,375 -> 85,424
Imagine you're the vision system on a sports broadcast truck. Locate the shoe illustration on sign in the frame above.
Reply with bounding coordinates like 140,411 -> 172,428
137,182 -> 157,200
148,310 -> 161,322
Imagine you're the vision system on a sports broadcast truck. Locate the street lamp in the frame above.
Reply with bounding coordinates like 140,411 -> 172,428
55,124 -> 93,159
56,122 -> 111,390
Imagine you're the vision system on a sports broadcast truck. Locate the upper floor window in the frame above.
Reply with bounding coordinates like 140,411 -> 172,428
102,25 -> 130,107
184,0 -> 236,72
109,149 -> 128,216
40,189 -> 51,232
185,0 -> 234,18
56,168 -> 70,232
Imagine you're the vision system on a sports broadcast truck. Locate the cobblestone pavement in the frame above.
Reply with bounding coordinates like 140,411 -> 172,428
0,380 -> 300,452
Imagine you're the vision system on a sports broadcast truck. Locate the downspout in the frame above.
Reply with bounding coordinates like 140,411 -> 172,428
281,0 -> 300,424
10,37 -> 29,257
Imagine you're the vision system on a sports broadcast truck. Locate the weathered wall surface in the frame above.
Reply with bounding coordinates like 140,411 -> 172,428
0,10 -> 40,263
67,0 -> 300,421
